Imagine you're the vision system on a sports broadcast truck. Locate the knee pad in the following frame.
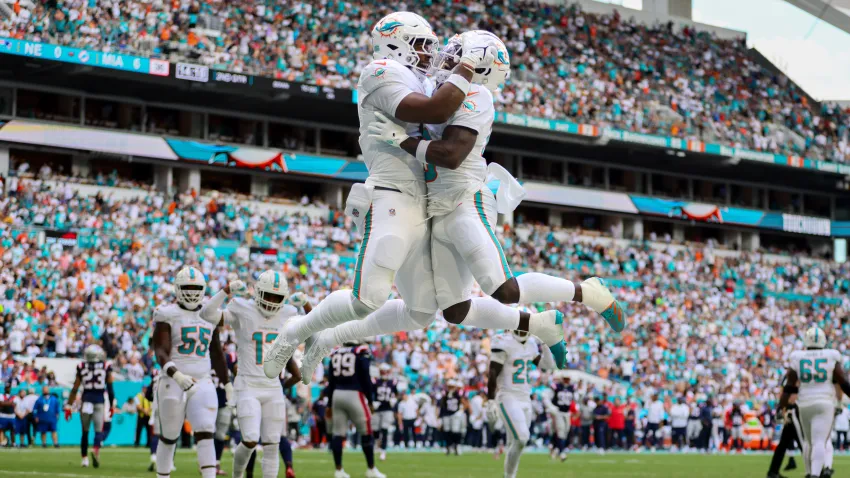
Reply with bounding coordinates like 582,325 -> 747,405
160,435 -> 178,445
404,307 -> 436,328
372,234 -> 407,271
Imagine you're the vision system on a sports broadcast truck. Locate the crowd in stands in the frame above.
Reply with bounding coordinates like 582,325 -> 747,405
1,1 -> 848,163
1,170 -> 850,450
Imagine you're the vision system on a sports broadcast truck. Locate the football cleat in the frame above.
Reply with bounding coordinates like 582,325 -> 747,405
334,470 -> 351,478
300,331 -> 333,385
528,310 -> 568,369
91,451 -> 99,469
263,324 -> 300,378
379,451 -> 387,461
365,468 -> 387,478
580,277 -> 626,332
81,457 -> 89,468
286,467 -> 296,478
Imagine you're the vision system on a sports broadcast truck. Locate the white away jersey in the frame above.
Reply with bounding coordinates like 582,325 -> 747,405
788,348 -> 842,404
490,333 -> 539,401
224,297 -> 298,390
424,84 -> 494,216
357,59 -> 427,197
153,303 -> 214,379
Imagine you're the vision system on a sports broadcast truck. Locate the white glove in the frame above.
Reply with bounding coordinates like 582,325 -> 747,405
288,292 -> 308,308
171,370 -> 197,393
368,112 -> 409,148
460,32 -> 495,70
228,279 -> 247,295
485,400 -> 499,425
224,383 -> 235,409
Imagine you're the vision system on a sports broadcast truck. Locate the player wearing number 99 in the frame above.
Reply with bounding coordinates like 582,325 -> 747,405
152,266 -> 232,478
199,269 -> 303,478
66,344 -> 113,468
779,326 -> 850,478
327,340 -> 385,478
486,330 -> 556,478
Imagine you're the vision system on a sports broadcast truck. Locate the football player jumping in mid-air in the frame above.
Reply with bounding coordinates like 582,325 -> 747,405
200,270 -> 303,478
297,30 -> 626,384
779,326 -> 850,478
264,13 -> 573,380
487,330 -> 556,477
66,344 -> 113,468
152,266 -> 232,478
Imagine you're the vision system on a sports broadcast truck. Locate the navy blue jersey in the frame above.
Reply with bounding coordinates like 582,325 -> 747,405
373,379 -> 397,412
552,383 -> 574,413
440,390 -> 464,417
327,345 -> 372,399
211,371 -> 227,409
77,361 -> 110,404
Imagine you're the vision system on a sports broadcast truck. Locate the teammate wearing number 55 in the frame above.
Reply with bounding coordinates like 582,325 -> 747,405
152,266 -> 232,478
778,326 -> 850,478
66,344 -> 113,468
199,270 -> 304,478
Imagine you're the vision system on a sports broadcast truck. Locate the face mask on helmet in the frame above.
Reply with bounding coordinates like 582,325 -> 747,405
371,12 -> 438,77
429,36 -> 462,85
256,290 -> 286,316
512,329 -> 530,343
177,284 -> 205,309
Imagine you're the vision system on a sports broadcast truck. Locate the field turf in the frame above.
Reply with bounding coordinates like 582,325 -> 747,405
0,447 -> 848,477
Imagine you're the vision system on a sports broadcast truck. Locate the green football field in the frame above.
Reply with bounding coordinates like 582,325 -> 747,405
0,447 -> 847,477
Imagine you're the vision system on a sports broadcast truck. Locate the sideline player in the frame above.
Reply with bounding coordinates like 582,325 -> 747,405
199,270 -> 301,478
778,326 -> 850,478
326,340 -> 385,478
66,344 -> 113,468
263,13 -> 512,378
544,371 -> 575,461
152,266 -> 233,478
486,330 -> 555,478
440,380 -> 468,456
373,364 -> 399,461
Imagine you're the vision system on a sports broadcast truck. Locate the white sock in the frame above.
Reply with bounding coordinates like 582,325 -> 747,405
197,439 -> 217,478
263,444 -> 280,478
288,290 -> 365,342
516,273 -> 575,304
504,440 -> 524,478
155,441 -> 176,477
462,297 -> 520,330
328,300 -> 434,346
232,442 -> 254,478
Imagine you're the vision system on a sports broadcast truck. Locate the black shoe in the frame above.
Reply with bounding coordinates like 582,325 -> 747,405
766,473 -> 788,478
821,468 -> 834,478
90,452 -> 99,469
147,463 -> 155,472
785,457 -> 797,471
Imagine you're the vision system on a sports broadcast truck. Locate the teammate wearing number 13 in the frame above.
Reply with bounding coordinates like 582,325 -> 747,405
152,266 -> 232,478
778,326 -> 850,478
66,344 -> 113,468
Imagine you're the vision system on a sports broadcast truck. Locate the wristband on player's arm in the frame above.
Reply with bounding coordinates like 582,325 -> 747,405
415,140 -> 430,164
163,361 -> 178,376
445,74 -> 471,96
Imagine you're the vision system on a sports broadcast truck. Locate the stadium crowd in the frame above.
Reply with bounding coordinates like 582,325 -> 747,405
1,171 -> 850,452
0,1 -> 848,163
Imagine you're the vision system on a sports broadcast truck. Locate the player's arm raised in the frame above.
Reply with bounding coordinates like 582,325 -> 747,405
199,279 -> 246,326
153,311 -> 196,393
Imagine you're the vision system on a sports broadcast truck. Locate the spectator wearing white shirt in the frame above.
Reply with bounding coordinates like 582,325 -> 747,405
836,406 -> 850,451
398,393 -> 419,448
669,398 -> 690,449
645,395 -> 665,451
123,357 -> 145,382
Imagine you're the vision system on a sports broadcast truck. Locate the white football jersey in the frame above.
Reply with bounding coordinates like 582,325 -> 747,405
224,297 -> 298,390
490,333 -> 539,401
788,348 -> 842,405
153,303 -> 214,379
424,84 -> 494,216
357,59 -> 428,197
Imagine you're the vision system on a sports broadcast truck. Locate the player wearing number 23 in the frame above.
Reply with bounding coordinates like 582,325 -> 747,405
66,344 -> 113,468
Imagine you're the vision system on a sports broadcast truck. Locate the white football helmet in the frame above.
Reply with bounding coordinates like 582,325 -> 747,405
84,344 -> 105,363
804,326 -> 827,349
254,270 -> 290,317
379,363 -> 392,378
175,266 -> 206,309
430,30 -> 510,92
512,329 -> 530,343
371,12 -> 438,76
